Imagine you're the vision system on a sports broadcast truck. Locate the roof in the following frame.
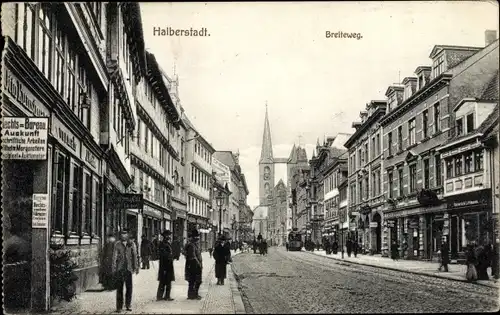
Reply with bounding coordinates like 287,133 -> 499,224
429,45 -> 482,59
122,3 -> 147,77
260,106 -> 273,163
481,70 -> 499,100
213,151 -> 237,170
478,104 -> 499,135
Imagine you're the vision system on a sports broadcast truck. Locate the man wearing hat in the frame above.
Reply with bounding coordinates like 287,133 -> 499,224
184,229 -> 203,299
111,229 -> 139,312
157,230 -> 175,301
213,234 -> 231,285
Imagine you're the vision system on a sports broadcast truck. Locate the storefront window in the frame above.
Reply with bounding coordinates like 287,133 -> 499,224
83,172 -> 92,235
474,150 -> 483,171
52,152 -> 68,234
71,163 -> 81,234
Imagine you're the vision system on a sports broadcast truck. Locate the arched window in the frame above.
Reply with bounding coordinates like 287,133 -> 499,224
264,166 -> 271,180
264,182 -> 270,192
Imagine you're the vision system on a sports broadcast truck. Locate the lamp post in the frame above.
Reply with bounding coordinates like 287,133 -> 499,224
216,190 -> 224,236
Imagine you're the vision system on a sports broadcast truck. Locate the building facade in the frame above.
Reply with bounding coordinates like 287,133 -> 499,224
436,89 -> 498,258
380,34 -> 498,260
345,100 -> 387,255
268,179 -> 287,245
1,2 -> 146,310
183,118 -> 215,250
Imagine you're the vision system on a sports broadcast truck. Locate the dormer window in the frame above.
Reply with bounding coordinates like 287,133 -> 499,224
456,118 -> 464,136
404,85 -> 412,100
466,113 -> 475,133
432,55 -> 445,78
418,75 -> 425,90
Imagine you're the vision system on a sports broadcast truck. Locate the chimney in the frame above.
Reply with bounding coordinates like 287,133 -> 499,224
485,30 -> 497,47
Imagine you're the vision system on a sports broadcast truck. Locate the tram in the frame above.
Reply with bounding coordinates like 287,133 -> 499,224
287,228 -> 303,251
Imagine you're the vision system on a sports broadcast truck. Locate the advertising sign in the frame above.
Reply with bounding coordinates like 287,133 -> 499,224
108,193 -> 144,209
2,117 -> 49,160
32,193 -> 49,228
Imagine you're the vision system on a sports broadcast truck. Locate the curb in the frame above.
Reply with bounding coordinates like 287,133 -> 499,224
229,252 -> 246,314
304,251 -> 499,289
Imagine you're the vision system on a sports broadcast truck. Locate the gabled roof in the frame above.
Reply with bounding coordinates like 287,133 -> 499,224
213,151 -> 237,170
429,45 -> 482,59
385,85 -> 404,97
288,144 -> 297,163
414,66 -> 432,74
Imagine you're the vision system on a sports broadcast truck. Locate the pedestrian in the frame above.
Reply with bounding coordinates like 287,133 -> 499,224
353,239 -> 358,258
466,243 -> 478,282
208,246 -> 213,258
111,230 -> 139,312
390,240 -> 399,261
476,244 -> 491,280
100,233 -> 117,291
492,239 -> 499,279
184,229 -> 203,300
172,236 -> 182,261
152,235 -> 159,261
332,240 -> 338,254
140,235 -> 152,270
214,236 -> 231,285
438,238 -> 449,272
157,230 -> 175,301
346,238 -> 352,257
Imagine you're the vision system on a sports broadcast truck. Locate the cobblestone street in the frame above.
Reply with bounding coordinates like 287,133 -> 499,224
232,247 -> 500,314
48,252 -> 244,314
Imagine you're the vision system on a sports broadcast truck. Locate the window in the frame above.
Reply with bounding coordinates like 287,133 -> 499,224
418,75 -> 424,90
435,155 -> 442,186
456,118 -> 464,136
38,5 -> 52,80
432,55 -> 445,78
422,110 -> 428,139
388,172 -> 394,198
388,132 -> 393,156
376,134 -> 380,156
409,164 -> 417,192
465,152 -> 473,173
423,159 -> 429,188
455,156 -> 463,176
358,180 -> 363,202
52,152 -> 67,234
408,118 -> 416,146
364,143 -> 369,163
66,48 -> 77,111
95,179 -> 101,237
83,172 -> 92,235
359,149 -> 364,166
466,113 -> 475,134
15,3 -> 36,60
474,150 -> 484,171
144,127 -> 149,153
398,168 -> 404,196
397,126 -> 403,151
446,158 -> 453,178
434,103 -> 440,133
71,163 -> 81,234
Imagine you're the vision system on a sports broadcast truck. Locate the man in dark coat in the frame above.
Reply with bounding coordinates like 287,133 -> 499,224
140,235 -> 152,269
184,229 -> 203,300
112,230 -> 139,312
346,239 -> 352,257
172,236 -> 182,260
390,240 -> 399,261
353,239 -> 359,258
100,233 -> 117,290
151,235 -> 159,261
157,230 -> 175,301
214,236 -> 231,285
438,238 -> 449,272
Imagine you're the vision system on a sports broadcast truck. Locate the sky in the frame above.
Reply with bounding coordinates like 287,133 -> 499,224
140,1 -> 498,209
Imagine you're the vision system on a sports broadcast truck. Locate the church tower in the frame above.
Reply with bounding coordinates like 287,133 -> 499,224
259,104 -> 275,206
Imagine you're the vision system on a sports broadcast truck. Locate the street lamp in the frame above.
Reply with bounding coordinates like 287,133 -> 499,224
216,190 -> 224,236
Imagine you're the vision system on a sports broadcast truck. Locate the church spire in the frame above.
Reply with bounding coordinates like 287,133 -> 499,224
260,102 -> 274,163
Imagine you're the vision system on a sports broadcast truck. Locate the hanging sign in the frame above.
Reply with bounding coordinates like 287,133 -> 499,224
2,117 -> 49,160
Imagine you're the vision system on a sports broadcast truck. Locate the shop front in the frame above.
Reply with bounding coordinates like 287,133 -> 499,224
172,208 -> 187,243
2,62 -> 52,311
446,189 -> 493,259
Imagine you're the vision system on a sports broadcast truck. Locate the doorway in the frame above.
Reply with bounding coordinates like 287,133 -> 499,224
372,212 -> 382,253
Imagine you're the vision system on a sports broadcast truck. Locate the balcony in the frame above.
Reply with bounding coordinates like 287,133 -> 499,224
194,154 -> 212,173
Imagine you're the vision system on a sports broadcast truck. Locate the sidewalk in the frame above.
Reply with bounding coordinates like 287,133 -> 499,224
50,251 -> 245,314
305,249 -> 499,289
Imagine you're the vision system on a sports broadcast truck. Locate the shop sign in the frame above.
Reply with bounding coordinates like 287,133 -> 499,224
82,145 -> 99,174
2,117 -> 49,160
446,190 -> 491,209
4,69 -> 49,117
108,193 -> 144,209
369,222 -> 378,228
32,193 -> 49,228
51,116 -> 80,157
